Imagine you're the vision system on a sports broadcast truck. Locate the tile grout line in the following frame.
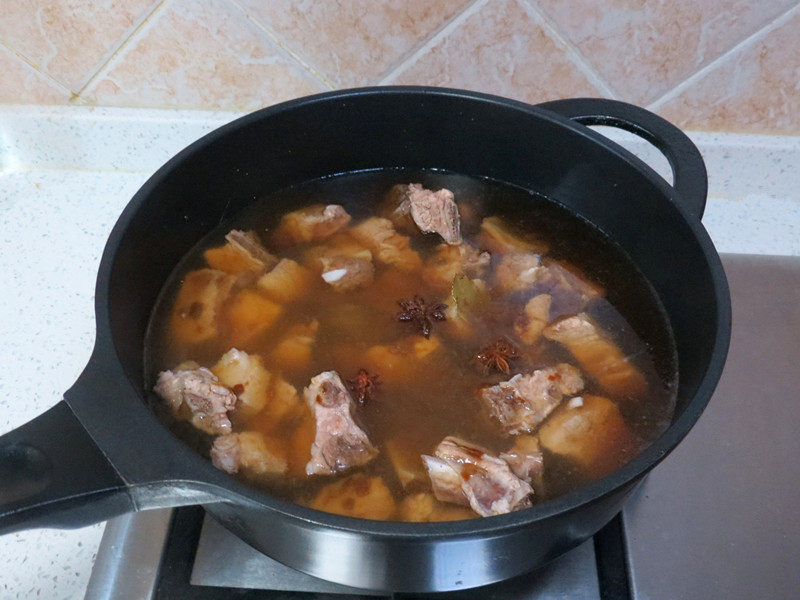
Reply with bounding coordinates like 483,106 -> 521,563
648,2 -> 800,111
0,41 -> 73,97
369,0 -> 483,85
518,0 -> 618,99
377,0 -> 491,85
71,0 -> 172,103
70,0 -> 165,96
226,0 -> 333,90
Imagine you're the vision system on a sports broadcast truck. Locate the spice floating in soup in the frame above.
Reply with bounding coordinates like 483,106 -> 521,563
146,171 -> 677,521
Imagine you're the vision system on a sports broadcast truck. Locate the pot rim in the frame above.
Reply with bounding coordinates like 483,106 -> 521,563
93,86 -> 731,539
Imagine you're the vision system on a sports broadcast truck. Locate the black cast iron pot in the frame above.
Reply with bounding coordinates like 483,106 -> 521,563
0,88 -> 730,592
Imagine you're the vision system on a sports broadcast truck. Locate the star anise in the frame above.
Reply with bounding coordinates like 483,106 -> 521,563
346,368 -> 381,404
395,295 -> 447,338
474,338 -> 519,374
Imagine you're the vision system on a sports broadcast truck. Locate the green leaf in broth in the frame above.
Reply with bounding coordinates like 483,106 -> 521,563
450,274 -> 488,319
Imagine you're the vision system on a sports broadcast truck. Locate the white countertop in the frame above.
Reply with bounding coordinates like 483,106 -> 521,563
0,105 -> 798,599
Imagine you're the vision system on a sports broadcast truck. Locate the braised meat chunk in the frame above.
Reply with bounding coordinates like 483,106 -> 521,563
537,261 -> 604,315
495,253 -> 544,293
514,293 -> 551,345
422,242 -> 491,292
543,313 -> 647,399
422,436 -> 532,516
479,216 -> 549,254
274,204 -> 351,245
204,230 -> 279,275
304,371 -> 378,475
480,363 -> 584,434
154,367 -> 237,434
320,255 -> 375,291
350,217 -> 422,272
405,184 -> 462,245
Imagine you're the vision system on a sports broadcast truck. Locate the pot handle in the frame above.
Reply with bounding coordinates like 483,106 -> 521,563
538,98 -> 708,219
0,400 -> 134,535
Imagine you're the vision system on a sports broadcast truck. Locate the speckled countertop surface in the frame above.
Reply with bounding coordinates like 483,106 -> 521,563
0,106 -> 798,599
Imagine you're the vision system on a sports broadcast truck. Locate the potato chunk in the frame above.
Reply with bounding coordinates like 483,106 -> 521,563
350,217 -> 422,272
170,269 -> 236,345
399,493 -> 476,522
514,293 -> 551,345
268,376 -> 303,423
479,216 -> 549,254
212,348 -> 270,418
225,290 -> 283,346
257,259 -> 313,304
539,395 -> 636,477
204,230 -> 278,275
543,313 -> 648,399
245,375 -> 303,433
287,409 -> 316,477
213,348 -> 301,424
210,431 -> 288,477
310,474 -> 396,520
364,335 -> 443,383
270,319 -> 319,372
386,439 -> 428,491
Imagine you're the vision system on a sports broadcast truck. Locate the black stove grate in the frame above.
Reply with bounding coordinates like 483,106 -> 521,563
151,507 -> 629,600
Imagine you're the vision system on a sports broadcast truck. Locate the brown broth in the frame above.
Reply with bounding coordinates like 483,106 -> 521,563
144,170 -> 677,520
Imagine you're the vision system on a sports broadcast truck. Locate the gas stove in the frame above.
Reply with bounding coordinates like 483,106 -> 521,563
83,254 -> 800,600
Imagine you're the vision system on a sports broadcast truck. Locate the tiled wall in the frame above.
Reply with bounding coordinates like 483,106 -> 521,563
0,0 -> 798,134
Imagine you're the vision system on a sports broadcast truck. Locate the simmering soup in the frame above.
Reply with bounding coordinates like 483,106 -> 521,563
146,171 -> 677,521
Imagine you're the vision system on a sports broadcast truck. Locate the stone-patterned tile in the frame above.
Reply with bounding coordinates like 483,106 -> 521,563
658,10 -> 800,135
535,0 -> 797,105
389,0 -> 600,104
236,0 -> 471,87
0,47 -> 70,104
81,0 -> 323,111
0,0 -> 158,92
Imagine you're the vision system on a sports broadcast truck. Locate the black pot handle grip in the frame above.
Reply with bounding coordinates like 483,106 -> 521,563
538,98 -> 708,219
0,401 -> 134,534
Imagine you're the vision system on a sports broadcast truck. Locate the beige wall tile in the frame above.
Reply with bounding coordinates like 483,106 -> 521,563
389,0 -> 601,104
0,46 -> 70,104
535,0 -> 797,105
236,0 -> 471,87
0,0 -> 158,92
81,0 -> 323,111
658,10 -> 800,135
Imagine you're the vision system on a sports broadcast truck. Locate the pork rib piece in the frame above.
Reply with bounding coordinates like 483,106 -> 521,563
479,363 -> 584,434
401,184 -> 462,245
154,367 -> 237,435
543,313 -> 647,399
422,436 -> 532,517
304,370 -> 378,475
320,255 -> 375,291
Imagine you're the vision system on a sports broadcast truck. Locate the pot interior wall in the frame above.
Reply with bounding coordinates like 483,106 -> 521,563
107,91 -> 718,425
